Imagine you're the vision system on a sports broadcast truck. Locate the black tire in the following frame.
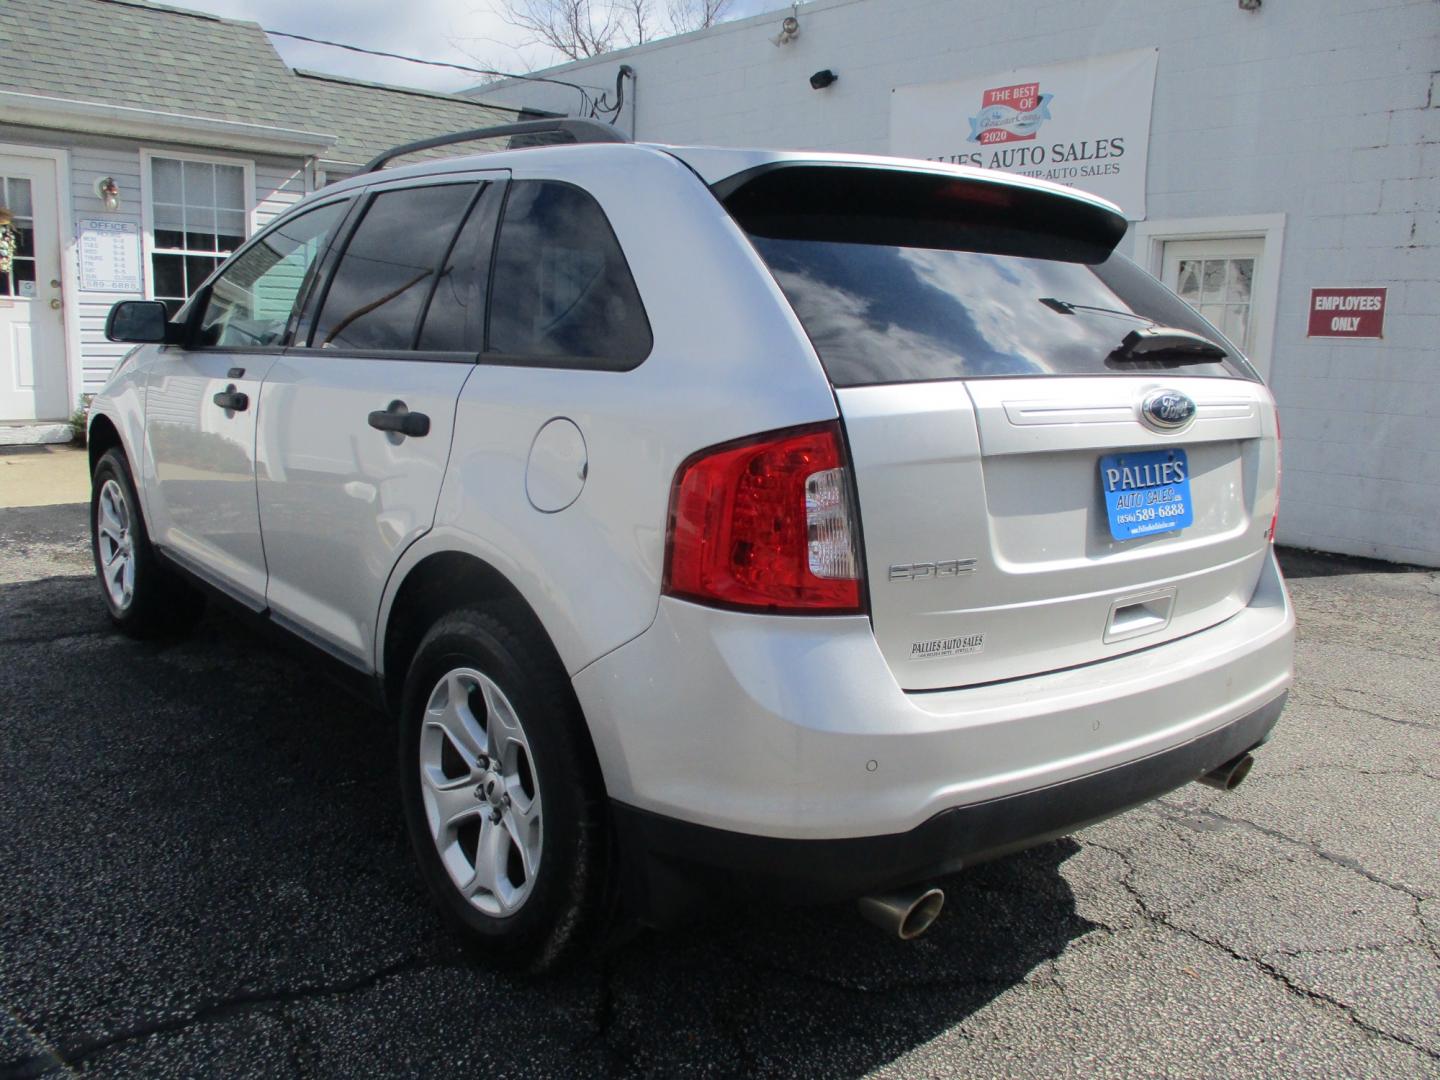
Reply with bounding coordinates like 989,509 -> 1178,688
398,602 -> 609,973
90,447 -> 205,638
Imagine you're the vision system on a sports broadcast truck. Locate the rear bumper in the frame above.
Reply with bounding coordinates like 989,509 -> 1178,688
612,689 -> 1284,916
574,549 -> 1294,842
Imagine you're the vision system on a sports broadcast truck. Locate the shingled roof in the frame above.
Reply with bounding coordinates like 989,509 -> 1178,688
2,0 -> 523,168
3,0 -> 305,130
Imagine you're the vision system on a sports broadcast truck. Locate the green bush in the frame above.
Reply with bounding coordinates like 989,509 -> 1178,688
69,394 -> 93,446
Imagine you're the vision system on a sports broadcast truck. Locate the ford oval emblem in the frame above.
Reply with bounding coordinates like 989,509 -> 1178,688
1140,389 -> 1197,431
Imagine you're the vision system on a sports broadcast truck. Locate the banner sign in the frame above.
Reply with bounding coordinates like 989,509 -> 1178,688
1307,287 -> 1386,338
890,48 -> 1159,220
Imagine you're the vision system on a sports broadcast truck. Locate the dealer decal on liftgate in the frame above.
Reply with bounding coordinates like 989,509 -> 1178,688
1098,448 -> 1195,542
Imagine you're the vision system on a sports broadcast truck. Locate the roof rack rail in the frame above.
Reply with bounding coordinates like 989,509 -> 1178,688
362,118 -> 630,173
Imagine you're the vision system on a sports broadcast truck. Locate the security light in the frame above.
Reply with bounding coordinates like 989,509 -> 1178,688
810,69 -> 838,90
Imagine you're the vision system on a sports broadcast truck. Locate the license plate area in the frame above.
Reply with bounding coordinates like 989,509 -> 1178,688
1099,448 -> 1193,541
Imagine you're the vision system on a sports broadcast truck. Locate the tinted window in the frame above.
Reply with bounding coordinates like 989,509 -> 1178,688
751,241 -> 1257,386
312,183 -> 477,351
730,165 -> 1255,386
417,183 -> 502,352
196,201 -> 347,348
488,180 -> 651,367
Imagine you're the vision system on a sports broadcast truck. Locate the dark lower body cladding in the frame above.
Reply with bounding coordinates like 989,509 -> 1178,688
613,692 -> 1287,927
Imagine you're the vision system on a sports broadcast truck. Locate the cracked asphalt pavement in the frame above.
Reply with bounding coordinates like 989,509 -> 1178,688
2,501 -> 1437,1078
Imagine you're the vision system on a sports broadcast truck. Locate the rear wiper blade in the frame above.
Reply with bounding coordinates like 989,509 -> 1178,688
1108,326 -> 1227,362
1038,297 -> 1150,321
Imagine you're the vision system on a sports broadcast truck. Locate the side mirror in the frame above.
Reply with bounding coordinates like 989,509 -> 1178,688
105,300 -> 181,344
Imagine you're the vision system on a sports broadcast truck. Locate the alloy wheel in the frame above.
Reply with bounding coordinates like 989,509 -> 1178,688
419,667 -> 543,917
96,478 -> 136,611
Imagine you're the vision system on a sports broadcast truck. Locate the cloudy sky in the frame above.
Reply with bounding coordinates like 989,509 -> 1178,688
179,0 -> 780,94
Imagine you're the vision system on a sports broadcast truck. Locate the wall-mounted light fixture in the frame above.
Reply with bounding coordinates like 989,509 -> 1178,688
772,7 -> 800,45
809,69 -> 838,90
1238,0 -> 1261,10
94,176 -> 120,211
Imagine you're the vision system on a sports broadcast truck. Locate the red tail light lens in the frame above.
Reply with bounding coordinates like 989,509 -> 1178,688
664,422 -> 864,613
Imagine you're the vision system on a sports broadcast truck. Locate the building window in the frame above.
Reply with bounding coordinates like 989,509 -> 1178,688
148,157 -> 248,315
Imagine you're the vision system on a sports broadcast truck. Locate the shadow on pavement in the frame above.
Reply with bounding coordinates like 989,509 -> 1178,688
1276,545 -> 1422,579
0,574 -> 1093,1077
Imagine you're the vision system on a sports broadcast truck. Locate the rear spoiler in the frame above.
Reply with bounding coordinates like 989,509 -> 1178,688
716,162 -> 1127,264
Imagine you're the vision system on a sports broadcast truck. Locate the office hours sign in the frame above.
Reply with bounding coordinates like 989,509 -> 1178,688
890,48 -> 1159,220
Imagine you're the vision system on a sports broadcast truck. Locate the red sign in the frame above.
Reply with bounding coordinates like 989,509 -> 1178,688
976,82 -> 1044,144
1307,287 -> 1386,338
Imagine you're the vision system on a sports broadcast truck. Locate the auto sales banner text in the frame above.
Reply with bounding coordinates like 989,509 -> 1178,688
889,48 -> 1159,220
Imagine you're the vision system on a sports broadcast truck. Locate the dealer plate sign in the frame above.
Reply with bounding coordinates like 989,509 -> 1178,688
1099,448 -> 1193,541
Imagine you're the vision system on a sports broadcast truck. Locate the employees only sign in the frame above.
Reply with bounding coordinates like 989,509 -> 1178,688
890,48 -> 1159,220
1307,288 -> 1387,338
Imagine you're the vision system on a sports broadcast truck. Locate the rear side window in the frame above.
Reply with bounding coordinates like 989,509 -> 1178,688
488,180 -> 651,368
731,166 -> 1257,385
312,183 -> 477,351
417,182 -> 502,353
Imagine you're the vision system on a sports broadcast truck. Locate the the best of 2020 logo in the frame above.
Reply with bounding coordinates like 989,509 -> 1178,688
967,82 -> 1054,145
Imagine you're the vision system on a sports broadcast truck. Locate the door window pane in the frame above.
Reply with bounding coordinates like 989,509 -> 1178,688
196,200 -> 347,348
312,183 -> 476,351
1,176 -> 36,298
149,156 -> 248,310
417,183 -> 501,352
6,176 -> 32,217
488,180 -> 652,367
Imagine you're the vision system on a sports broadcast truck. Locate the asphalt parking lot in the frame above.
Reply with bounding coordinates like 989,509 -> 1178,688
1,500 -> 1437,1079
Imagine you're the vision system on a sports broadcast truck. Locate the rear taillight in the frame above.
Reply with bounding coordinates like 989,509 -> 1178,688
663,422 -> 865,613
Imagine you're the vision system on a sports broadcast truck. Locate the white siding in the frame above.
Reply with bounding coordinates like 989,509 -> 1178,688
69,144 -> 145,394
254,160 -> 307,228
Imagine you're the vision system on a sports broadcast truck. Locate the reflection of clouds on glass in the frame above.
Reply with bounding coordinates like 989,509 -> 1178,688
900,249 -> 1132,375
756,235 -> 1245,385
899,249 -> 1046,374
770,267 -> 979,383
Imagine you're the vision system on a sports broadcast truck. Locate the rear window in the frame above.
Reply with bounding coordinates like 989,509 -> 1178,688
729,166 -> 1258,385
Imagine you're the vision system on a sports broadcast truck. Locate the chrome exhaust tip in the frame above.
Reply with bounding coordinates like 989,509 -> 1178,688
1197,751 -> 1255,791
857,885 -> 945,940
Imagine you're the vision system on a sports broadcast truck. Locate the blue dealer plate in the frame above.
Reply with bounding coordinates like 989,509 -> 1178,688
1099,448 -> 1194,541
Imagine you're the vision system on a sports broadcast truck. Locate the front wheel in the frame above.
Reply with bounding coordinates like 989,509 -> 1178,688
90,448 -> 204,637
398,604 -> 609,973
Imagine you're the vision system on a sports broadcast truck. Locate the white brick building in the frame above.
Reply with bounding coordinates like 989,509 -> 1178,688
473,0 -> 1440,567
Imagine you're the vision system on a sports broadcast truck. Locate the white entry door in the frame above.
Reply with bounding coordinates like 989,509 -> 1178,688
1162,236 -> 1265,368
0,154 -> 66,421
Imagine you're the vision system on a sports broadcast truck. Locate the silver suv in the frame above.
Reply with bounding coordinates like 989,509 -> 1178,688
93,119 -> 1292,970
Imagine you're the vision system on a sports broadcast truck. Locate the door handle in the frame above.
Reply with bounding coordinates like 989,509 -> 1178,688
212,384 -> 249,411
367,400 -> 430,438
